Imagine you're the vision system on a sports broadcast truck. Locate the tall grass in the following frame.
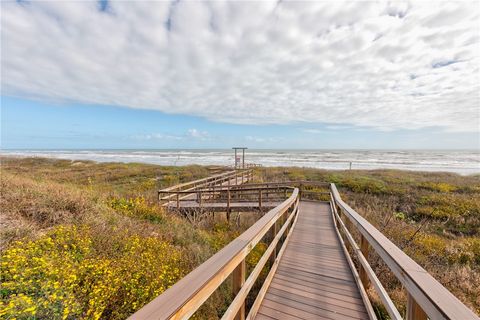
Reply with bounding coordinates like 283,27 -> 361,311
1,157 -> 479,318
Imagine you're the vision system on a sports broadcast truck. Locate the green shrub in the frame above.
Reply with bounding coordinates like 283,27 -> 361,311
419,182 -> 457,193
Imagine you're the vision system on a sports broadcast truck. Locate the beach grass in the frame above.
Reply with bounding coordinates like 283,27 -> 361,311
1,157 -> 479,318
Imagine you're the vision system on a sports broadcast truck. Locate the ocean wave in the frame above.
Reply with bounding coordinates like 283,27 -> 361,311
1,150 -> 479,174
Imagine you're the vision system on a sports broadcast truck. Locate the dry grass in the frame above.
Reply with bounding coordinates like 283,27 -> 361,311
1,157 -> 479,318
0,172 -> 102,250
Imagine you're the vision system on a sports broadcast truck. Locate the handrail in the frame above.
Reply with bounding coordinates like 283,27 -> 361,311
159,186 -> 294,194
160,170 -> 252,192
161,185 -> 293,211
172,180 -> 330,192
160,170 -> 237,191
330,183 -> 479,320
158,170 -> 253,204
130,188 -> 300,320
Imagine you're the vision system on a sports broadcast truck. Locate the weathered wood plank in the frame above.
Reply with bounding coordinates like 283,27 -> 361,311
274,271 -> 359,293
261,296 -> 368,320
255,202 -> 370,319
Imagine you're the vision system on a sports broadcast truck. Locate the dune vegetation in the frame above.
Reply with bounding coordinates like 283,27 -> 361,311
1,157 -> 479,319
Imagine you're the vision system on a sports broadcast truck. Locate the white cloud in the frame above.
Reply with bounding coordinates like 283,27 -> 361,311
245,135 -> 279,143
131,133 -> 183,141
187,128 -> 209,140
302,129 -> 324,134
2,1 -> 479,132
132,128 -> 208,141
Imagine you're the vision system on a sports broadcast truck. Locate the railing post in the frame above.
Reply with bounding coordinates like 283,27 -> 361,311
343,211 -> 353,252
198,192 -> 202,208
359,235 -> 370,289
227,189 -> 231,211
406,293 -> 427,320
259,189 -> 262,210
271,221 -> 277,265
233,259 -> 246,320
176,193 -> 180,209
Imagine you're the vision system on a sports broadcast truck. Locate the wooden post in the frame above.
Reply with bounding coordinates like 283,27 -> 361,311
176,193 -> 180,209
259,189 -> 262,210
198,192 -> 202,208
359,235 -> 370,289
242,149 -> 245,169
271,221 -> 277,265
227,189 -> 231,211
233,260 -> 246,320
234,148 -> 238,169
406,293 -> 427,320
344,213 -> 353,251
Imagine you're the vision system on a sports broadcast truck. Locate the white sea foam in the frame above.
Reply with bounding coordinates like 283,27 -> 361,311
1,150 -> 479,175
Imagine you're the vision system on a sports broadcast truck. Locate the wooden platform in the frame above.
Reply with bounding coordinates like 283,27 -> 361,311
255,201 -> 370,320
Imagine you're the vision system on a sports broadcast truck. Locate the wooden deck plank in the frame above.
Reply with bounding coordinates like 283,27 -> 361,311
277,262 -> 355,282
268,283 -> 366,309
282,250 -> 351,265
258,305 -> 305,320
254,201 -> 369,320
276,266 -> 356,287
255,312 -> 283,320
261,297 -> 367,320
272,276 -> 363,299
265,289 -> 369,318
280,256 -> 352,273
273,273 -> 362,297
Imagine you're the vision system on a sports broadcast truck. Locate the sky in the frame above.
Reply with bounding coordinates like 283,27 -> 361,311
1,0 -> 479,149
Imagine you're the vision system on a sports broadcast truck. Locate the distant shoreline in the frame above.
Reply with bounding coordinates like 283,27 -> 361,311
1,151 -> 479,176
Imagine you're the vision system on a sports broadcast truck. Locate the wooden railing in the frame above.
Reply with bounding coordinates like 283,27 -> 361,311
329,183 -> 479,320
129,188 -> 300,320
158,170 -> 253,205
131,180 -> 478,320
160,185 -> 292,209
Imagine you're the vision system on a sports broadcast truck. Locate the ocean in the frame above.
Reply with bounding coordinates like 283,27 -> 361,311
1,149 -> 479,175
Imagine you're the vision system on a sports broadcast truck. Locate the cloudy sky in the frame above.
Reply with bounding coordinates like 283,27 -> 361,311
1,0 -> 479,149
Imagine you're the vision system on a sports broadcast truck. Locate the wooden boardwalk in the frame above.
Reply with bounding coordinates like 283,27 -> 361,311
133,177 -> 479,320
255,201 -> 369,320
